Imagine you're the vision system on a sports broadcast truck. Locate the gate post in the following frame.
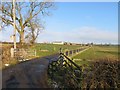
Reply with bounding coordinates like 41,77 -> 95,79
11,48 -> 14,58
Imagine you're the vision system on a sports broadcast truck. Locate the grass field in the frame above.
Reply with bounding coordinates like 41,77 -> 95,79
1,43 -> 119,69
73,45 -> 119,66
73,45 -> 119,60
1,43 -> 83,69
31,43 -> 83,57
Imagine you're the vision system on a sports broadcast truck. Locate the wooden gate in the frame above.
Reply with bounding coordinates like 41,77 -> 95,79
48,52 -> 82,88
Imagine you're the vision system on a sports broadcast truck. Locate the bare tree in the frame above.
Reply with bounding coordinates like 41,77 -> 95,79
1,1 -> 54,44
25,17 -> 44,44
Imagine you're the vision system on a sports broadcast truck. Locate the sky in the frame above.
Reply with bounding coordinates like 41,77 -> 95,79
0,2 -> 118,44
38,2 -> 118,44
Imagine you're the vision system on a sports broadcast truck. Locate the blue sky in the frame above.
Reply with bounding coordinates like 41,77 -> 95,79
38,2 -> 118,44
1,2 -> 118,44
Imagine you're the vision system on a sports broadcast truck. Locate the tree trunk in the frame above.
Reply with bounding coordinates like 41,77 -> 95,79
19,31 -> 25,44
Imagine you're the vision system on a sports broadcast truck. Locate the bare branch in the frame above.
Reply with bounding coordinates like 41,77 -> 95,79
1,1 -> 55,44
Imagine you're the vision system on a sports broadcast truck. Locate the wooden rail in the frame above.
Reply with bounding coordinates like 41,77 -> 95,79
60,53 -> 81,70
48,51 -> 83,88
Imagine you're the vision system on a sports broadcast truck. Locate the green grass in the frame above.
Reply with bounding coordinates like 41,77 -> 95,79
74,59 -> 90,67
73,45 -> 119,67
30,43 -> 82,57
73,45 -> 119,61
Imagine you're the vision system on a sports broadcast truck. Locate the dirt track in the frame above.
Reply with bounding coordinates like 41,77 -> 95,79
2,53 -> 59,88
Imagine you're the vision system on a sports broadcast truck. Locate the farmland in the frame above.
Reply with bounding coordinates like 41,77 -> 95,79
1,43 -> 84,69
2,44 -> 120,88
30,43 -> 83,57
1,44 -> 119,65
73,45 -> 119,60
73,45 -> 119,67
47,45 -> 120,88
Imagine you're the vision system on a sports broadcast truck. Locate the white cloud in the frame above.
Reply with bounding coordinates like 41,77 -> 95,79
0,26 -> 118,44
74,27 -> 117,41
37,26 -> 118,44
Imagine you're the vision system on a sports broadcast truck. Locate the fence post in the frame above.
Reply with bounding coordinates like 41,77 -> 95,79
71,50 -> 73,56
67,51 -> 69,56
60,48 -> 62,53
11,48 -> 14,58
35,50 -> 36,56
